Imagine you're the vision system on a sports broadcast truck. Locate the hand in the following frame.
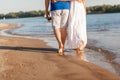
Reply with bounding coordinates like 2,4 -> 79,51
45,11 -> 51,20
67,0 -> 81,2
51,0 -> 57,3
76,0 -> 82,3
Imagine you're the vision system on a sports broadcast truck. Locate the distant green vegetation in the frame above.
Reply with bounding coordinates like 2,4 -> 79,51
87,4 -> 120,14
0,10 -> 45,19
0,4 -> 120,19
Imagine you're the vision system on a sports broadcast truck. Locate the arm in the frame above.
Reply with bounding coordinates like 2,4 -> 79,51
51,0 -> 57,3
82,0 -> 86,12
52,0 -> 69,3
77,0 -> 86,13
57,0 -> 70,1
45,0 -> 51,20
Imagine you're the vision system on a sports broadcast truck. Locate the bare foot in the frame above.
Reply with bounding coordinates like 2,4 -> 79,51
58,47 -> 64,56
76,48 -> 84,60
76,40 -> 85,59
78,40 -> 84,51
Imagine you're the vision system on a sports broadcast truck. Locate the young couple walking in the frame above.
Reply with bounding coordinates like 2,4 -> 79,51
45,0 -> 87,57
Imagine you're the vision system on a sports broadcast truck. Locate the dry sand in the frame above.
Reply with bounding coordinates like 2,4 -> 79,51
0,24 -> 120,80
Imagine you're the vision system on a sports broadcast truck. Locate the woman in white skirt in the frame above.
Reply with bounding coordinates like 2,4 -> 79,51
53,0 -> 87,57
67,0 -> 87,57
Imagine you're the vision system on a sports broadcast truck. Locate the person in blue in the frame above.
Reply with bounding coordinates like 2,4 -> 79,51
45,0 -> 70,55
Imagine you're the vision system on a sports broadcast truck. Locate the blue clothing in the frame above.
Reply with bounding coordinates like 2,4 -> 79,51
51,1 -> 70,11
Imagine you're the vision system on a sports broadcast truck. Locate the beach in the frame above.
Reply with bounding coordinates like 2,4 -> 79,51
0,23 -> 120,80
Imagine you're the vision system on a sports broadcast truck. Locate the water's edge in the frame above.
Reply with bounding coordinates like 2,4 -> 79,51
0,28 -> 118,76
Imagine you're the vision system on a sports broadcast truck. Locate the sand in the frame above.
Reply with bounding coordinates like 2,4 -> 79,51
0,23 -> 18,30
0,23 -> 120,80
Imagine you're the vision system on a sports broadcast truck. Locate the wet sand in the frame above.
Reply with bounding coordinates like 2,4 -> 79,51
0,24 -> 120,80
0,23 -> 17,30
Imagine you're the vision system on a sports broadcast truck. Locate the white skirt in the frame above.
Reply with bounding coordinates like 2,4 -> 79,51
67,1 -> 87,49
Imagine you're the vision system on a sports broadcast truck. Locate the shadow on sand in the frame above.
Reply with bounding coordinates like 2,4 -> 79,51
0,46 -> 57,53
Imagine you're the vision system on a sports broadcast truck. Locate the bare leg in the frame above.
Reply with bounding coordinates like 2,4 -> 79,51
61,27 -> 67,47
54,28 -> 64,55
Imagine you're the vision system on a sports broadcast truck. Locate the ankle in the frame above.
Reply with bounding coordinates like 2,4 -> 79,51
59,43 -> 64,48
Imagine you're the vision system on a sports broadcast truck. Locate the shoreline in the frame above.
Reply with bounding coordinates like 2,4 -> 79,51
86,44 -> 120,75
0,23 -> 19,30
0,23 -> 120,80
40,37 -> 119,75
0,23 -> 119,75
